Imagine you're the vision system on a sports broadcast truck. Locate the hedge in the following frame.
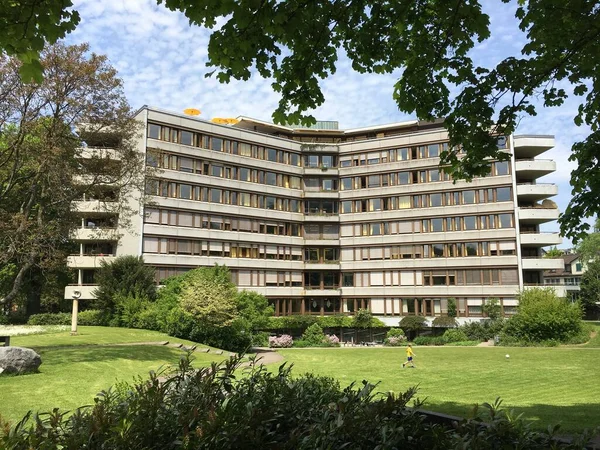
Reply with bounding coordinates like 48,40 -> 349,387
265,315 -> 386,330
27,310 -> 108,326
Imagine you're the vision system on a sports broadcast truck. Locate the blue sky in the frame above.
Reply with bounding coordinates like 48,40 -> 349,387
67,0 -> 588,247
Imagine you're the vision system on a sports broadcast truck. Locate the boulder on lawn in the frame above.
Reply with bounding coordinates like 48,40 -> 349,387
0,347 -> 42,375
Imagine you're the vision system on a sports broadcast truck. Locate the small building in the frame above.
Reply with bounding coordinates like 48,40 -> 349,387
543,254 -> 584,301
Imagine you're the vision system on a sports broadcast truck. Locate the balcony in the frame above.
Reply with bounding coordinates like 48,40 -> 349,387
72,200 -> 118,214
516,183 -> 558,201
303,190 -> 340,199
67,255 -> 116,268
304,214 -> 340,222
515,159 -> 556,180
72,228 -> 119,241
521,257 -> 564,270
519,232 -> 562,247
513,135 -> 554,159
518,207 -> 559,224
303,167 -> 339,176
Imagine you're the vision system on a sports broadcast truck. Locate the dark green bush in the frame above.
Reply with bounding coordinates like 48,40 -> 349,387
460,320 -> 505,341
399,315 -> 428,337
28,310 -> 108,326
266,314 -> 386,330
432,316 -> 458,328
443,328 -> 469,343
2,356 -> 591,449
27,312 -> 70,325
77,310 -> 109,326
302,323 -> 326,345
502,288 -> 583,343
413,336 -> 447,346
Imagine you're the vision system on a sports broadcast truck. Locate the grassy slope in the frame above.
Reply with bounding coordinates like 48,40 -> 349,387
0,327 -> 227,424
277,346 -> 600,433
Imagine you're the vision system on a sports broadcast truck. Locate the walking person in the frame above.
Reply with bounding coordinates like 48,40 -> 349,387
402,344 -> 416,368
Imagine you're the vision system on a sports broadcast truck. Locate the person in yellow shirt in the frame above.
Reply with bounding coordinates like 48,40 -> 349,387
402,344 -> 416,368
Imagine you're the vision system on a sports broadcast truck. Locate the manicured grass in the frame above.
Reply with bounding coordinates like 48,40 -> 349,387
10,326 -> 206,350
0,327 -> 228,424
277,346 -> 600,432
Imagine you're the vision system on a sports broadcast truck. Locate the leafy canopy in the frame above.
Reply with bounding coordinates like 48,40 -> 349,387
0,0 -> 80,82
156,0 -> 600,241
93,256 -> 157,314
578,260 -> 600,318
179,265 -> 238,327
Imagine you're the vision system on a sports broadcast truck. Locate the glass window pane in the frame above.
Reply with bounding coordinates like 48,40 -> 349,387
496,187 -> 511,202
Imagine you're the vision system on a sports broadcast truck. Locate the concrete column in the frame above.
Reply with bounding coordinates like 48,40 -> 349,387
71,298 -> 79,335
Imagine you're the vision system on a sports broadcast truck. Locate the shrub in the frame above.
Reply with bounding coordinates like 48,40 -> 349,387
353,308 -> 373,328
269,334 -> 293,348
399,316 -> 427,337
77,310 -> 109,326
28,310 -> 108,326
460,320 -> 505,341
482,297 -> 502,320
443,328 -> 469,343
413,336 -> 447,346
0,356 -> 593,449
265,315 -> 386,330
447,297 -> 457,318
324,334 -> 340,346
302,323 -> 326,345
384,328 -> 407,346
503,288 -> 583,343
27,312 -> 70,325
252,332 -> 269,347
92,256 -> 157,314
385,336 -> 406,346
432,316 -> 458,328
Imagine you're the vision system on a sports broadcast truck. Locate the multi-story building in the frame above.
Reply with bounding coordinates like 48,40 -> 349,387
65,106 -> 563,325
543,253 -> 584,301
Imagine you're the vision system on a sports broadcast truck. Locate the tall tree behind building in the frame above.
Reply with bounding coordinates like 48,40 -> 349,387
0,42 -> 144,312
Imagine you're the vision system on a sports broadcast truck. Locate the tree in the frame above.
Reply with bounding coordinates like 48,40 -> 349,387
482,297 -> 502,321
543,247 -> 563,259
352,308 -> 373,329
0,1 -> 80,82
399,316 -> 427,339
93,256 -> 157,315
575,218 -> 600,263
579,260 -> 600,319
179,265 -> 238,327
446,298 -> 457,318
0,42 -> 145,308
235,290 -> 274,332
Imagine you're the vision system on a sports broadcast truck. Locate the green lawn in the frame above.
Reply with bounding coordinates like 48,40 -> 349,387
277,346 -> 600,433
0,327 -> 228,424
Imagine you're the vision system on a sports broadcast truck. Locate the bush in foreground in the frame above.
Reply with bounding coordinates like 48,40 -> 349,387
1,355 -> 594,449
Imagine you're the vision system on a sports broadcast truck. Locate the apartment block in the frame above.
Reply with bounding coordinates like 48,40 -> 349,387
65,107 -> 563,325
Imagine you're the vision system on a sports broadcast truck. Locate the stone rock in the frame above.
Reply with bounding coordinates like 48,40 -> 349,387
0,347 -> 42,375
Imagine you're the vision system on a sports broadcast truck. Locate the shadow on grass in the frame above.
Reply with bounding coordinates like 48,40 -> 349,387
36,345 -> 186,367
423,399 -> 600,433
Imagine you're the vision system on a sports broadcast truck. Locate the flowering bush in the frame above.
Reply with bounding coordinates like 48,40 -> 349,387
384,328 -> 407,346
269,334 -> 293,348
384,336 -> 407,346
325,334 -> 340,346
